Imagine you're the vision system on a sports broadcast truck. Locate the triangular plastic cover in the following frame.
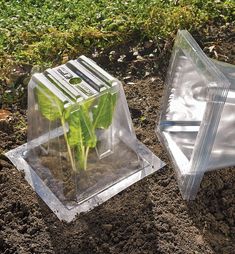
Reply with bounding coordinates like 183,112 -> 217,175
157,30 -> 233,200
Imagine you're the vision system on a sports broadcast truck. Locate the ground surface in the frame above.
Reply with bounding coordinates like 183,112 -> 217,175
0,24 -> 235,254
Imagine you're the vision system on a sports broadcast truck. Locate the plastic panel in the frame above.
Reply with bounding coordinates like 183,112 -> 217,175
156,30 -> 231,200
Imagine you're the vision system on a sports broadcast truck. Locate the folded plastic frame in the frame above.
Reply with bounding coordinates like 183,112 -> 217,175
156,30 -> 235,200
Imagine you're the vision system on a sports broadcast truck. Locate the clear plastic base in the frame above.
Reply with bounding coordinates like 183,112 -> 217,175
6,138 -> 164,222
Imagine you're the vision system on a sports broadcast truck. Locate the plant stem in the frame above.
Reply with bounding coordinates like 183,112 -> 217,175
61,117 -> 76,172
84,147 -> 89,170
77,146 -> 89,171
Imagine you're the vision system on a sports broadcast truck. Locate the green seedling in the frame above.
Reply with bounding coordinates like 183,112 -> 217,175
36,83 -> 117,171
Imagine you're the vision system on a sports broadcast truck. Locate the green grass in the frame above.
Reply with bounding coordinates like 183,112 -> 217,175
0,0 -> 234,76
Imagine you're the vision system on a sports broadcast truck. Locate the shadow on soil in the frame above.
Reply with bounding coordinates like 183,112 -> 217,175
187,167 -> 235,254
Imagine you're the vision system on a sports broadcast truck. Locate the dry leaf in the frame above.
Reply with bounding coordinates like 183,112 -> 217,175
0,109 -> 11,121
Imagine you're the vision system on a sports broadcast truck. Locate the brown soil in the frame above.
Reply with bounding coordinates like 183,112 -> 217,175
0,24 -> 235,254
26,140 -> 141,204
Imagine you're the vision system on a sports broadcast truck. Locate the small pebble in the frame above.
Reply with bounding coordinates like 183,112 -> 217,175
136,55 -> 144,60
102,224 -> 113,231
133,51 -> 139,56
123,76 -> 132,81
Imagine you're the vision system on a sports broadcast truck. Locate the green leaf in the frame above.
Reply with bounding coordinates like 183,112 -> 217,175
67,105 -> 97,148
36,83 -> 64,121
67,104 -> 97,170
79,105 -> 97,147
67,114 -> 83,147
93,92 -> 117,129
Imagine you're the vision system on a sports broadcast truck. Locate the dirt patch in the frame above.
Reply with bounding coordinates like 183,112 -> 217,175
26,140 -> 141,204
0,24 -> 235,253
